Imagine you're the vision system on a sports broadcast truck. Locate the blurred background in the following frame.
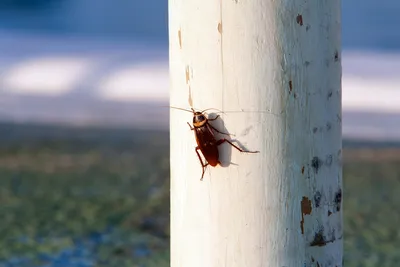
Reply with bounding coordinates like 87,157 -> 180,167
0,0 -> 399,266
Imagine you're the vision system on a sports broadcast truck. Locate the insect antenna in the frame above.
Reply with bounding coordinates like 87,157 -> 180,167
169,106 -> 195,113
201,107 -> 224,113
223,109 -> 284,117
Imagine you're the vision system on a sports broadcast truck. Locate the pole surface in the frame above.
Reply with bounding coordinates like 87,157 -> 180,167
169,0 -> 342,266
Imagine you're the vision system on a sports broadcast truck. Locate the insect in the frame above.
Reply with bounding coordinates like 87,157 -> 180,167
171,107 -> 259,180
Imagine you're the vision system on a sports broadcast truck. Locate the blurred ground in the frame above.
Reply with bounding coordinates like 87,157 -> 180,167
0,123 -> 170,267
0,123 -> 399,266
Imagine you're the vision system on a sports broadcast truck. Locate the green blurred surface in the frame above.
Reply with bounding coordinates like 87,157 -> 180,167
0,123 -> 170,266
0,122 -> 399,266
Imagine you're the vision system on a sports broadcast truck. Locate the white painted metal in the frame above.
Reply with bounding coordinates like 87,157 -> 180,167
169,0 -> 342,266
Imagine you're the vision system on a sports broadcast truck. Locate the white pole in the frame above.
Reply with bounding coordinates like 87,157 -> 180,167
169,0 -> 342,266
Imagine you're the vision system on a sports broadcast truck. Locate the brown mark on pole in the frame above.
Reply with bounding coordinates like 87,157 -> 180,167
185,66 -> 190,84
178,29 -> 182,49
185,66 -> 193,106
296,14 -> 303,26
218,22 -> 222,34
188,86 -> 193,107
300,196 -> 312,234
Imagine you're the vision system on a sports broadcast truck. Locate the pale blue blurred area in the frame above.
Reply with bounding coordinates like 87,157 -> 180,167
0,0 -> 398,50
0,0 -> 168,43
0,0 -> 398,139
343,0 -> 400,51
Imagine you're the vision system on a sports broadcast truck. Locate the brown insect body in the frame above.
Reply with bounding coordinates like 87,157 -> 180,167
180,108 -> 259,180
191,112 -> 220,167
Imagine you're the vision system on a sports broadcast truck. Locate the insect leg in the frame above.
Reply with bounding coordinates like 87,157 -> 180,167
207,115 -> 220,121
216,139 -> 259,153
187,122 -> 194,130
208,124 -> 232,136
207,116 -> 234,136
195,147 -> 209,180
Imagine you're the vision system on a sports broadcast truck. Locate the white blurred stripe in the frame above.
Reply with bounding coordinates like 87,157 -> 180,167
2,56 -> 94,96
342,75 -> 400,113
2,57 -> 399,115
97,63 -> 169,102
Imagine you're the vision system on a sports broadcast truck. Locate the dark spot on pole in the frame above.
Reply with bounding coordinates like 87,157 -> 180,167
334,188 -> 342,211
326,122 -> 332,131
241,126 -> 253,137
311,257 -> 315,262
300,196 -> 312,234
289,80 -> 293,92
300,221 -> 305,235
334,50 -> 339,61
314,191 -> 322,208
310,228 -> 325,246
306,24 -> 311,31
317,262 -> 320,267
313,127 -> 318,133
311,157 -> 322,174
218,22 -> 222,34
325,58 -> 330,67
296,14 -> 303,26
327,91 -> 333,99
336,114 -> 342,123
301,166 -> 305,174
325,154 -> 333,166
294,93 -> 297,98
329,228 -> 336,242
328,210 -> 332,216
304,61 -> 310,66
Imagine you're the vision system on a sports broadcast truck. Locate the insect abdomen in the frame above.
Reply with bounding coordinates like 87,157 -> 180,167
200,141 -> 219,166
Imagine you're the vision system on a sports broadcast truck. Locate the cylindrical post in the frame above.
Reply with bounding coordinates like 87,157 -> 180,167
169,0 -> 342,266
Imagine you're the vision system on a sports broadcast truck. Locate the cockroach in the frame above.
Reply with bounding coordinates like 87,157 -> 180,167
171,107 -> 259,180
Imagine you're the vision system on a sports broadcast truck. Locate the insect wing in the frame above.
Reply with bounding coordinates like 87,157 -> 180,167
194,124 -> 219,166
